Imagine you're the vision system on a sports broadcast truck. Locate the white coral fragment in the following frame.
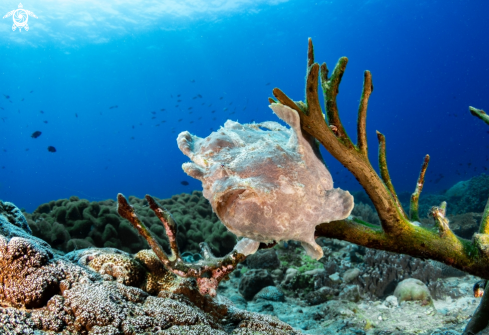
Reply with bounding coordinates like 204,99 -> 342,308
177,103 -> 354,260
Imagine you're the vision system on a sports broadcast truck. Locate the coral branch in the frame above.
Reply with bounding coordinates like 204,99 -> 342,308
470,106 -> 489,126
357,71 -> 373,157
480,198 -> 489,235
278,39 -> 410,235
306,63 -> 324,127
117,193 -> 170,264
321,57 -> 352,144
146,195 -> 180,260
315,217 -> 483,275
274,39 -> 489,280
410,155 -> 430,222
117,193 -> 246,296
376,131 -> 408,221
272,88 -> 303,114
307,37 -> 314,67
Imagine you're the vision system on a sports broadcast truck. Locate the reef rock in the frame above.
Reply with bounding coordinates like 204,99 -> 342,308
177,104 -> 354,259
0,200 -> 305,334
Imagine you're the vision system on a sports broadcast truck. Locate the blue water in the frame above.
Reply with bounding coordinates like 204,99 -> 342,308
1,0 -> 488,212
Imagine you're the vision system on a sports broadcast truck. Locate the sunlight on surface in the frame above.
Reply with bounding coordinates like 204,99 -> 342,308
0,0 -> 289,44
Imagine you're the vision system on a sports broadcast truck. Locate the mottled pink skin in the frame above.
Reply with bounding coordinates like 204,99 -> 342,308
177,104 -> 354,259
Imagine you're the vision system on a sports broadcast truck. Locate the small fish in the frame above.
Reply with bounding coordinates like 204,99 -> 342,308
75,113 -> 78,118
219,97 -> 223,100
192,97 -> 197,100
47,146 -> 56,153
43,120 -> 48,124
177,94 -> 181,97
109,105 -> 118,109
0,117 -> 5,122
212,117 -> 216,120
30,90 -> 33,93
188,107 -> 192,110
181,181 -> 189,186
243,107 -> 247,110
151,111 -> 156,114
198,117 -> 202,120
175,105 -> 179,107
208,104 -> 212,107
132,125 -> 135,129
189,121 -> 194,124
229,102 -> 233,105
197,94 -> 202,98
1,166 -> 4,169
3,95 -> 9,99
31,131 -> 42,138
171,94 -> 173,98
2,149 -> 6,152
178,119 -> 182,122
160,109 -> 165,111
151,117 -> 156,119
265,82 -> 270,86
131,137 -> 135,140
211,110 -> 215,113
201,103 -> 205,105
25,148 -> 29,151
190,79 -> 195,83
161,120 -> 166,123
20,98 -> 24,102
0,107 -> 3,110
40,110 -> 44,114
177,100 -> 182,102
223,108 -> 228,111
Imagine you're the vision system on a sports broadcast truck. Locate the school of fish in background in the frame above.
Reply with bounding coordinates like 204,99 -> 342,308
2,81 -> 488,192
0,81 -> 280,187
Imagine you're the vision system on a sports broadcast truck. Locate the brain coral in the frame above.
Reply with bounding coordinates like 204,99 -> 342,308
178,103 -> 354,259
24,192 -> 236,257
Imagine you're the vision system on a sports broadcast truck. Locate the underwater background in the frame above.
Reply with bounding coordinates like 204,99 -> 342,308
1,0 -> 489,212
